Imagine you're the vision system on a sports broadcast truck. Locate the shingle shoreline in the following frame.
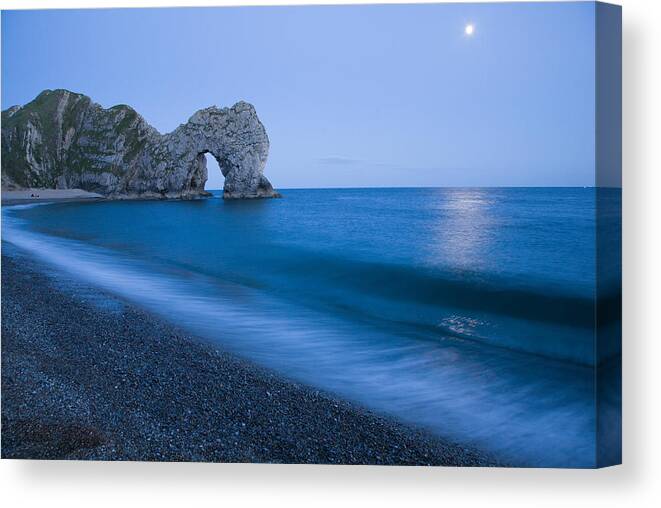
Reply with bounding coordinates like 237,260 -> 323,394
1,252 -> 501,466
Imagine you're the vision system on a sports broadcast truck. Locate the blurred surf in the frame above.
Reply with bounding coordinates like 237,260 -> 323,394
3,187 -> 621,466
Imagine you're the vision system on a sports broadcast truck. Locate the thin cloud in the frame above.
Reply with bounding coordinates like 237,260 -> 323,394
315,156 -> 363,165
315,156 -> 400,168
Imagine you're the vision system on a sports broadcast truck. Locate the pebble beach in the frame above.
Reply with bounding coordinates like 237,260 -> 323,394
1,252 -> 499,466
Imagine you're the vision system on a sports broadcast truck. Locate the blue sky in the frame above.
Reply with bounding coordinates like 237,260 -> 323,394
2,3 -> 596,189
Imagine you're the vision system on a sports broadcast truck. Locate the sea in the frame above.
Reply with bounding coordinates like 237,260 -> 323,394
2,187 -> 622,467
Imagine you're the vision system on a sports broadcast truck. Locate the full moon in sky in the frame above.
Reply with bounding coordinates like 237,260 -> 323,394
465,24 -> 475,36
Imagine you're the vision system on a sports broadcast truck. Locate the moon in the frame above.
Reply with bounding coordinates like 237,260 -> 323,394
465,24 -> 475,36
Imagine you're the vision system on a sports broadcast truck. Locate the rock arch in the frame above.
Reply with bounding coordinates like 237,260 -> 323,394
1,90 -> 279,199
167,102 -> 279,199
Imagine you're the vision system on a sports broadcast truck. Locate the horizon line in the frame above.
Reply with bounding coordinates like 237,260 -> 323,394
206,185 -> 620,191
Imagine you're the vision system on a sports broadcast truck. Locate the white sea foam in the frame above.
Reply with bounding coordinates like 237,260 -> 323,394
2,205 -> 596,466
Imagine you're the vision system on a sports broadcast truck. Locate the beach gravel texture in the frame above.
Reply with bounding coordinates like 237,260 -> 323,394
1,253 -> 500,466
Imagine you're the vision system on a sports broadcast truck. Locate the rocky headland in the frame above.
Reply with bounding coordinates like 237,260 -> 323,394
1,89 -> 278,199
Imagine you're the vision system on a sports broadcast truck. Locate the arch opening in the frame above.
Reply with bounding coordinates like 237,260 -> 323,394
203,153 -> 226,191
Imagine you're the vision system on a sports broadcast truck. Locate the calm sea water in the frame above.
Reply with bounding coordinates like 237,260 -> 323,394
2,188 -> 621,466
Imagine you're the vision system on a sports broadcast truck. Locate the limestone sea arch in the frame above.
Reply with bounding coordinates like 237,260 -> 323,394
1,89 -> 279,199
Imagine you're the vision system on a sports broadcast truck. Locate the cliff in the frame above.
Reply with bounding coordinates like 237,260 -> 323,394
1,89 -> 279,199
